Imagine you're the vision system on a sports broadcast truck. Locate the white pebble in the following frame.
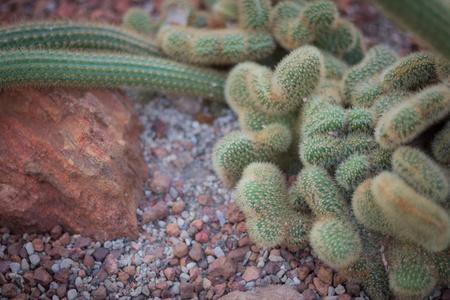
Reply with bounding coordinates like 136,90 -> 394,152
30,254 -> 40,266
67,289 -> 78,300
10,262 -> 21,273
213,247 -> 225,257
25,242 -> 35,255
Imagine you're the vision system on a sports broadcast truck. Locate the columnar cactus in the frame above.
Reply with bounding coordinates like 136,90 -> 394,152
0,50 -> 226,101
0,22 -> 162,57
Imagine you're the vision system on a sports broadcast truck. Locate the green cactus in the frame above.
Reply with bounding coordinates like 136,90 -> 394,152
432,120 -> 450,164
300,0 -> 338,32
238,0 -> 271,31
0,49 -> 226,101
212,123 -> 292,187
236,162 -> 311,248
336,149 -> 392,191
342,45 -> 398,98
392,146 -> 449,204
371,171 -> 450,252
323,53 -> 348,79
300,134 -> 376,169
123,8 -> 158,36
294,166 -> 347,215
368,0 -> 450,61
352,179 -> 394,234
375,84 -> 450,149
310,216 -> 362,268
370,90 -> 410,120
381,52 -> 439,91
0,22 -> 162,57
157,26 -> 275,65
387,243 -> 438,299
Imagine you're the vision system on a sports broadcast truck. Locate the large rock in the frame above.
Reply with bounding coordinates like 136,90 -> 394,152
0,88 -> 148,241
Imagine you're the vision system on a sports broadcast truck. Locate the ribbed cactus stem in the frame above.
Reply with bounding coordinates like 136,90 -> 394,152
0,22 -> 162,57
368,0 -> 450,60
0,50 -> 226,101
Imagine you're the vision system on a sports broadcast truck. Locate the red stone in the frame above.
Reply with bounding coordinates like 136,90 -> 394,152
0,89 -> 148,241
208,257 -> 237,279
224,203 -> 245,223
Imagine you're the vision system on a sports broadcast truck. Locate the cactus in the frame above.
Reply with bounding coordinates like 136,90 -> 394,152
236,162 -> 311,248
342,45 -> 398,102
123,8 -> 158,36
381,52 -> 439,91
157,0 -> 276,65
371,171 -> 450,252
212,123 -> 292,187
270,1 -> 364,65
310,216 -> 362,268
157,26 -> 275,65
368,0 -> 450,61
336,149 -> 392,191
392,146 -> 449,203
0,49 -> 226,101
432,120 -> 450,164
387,243 -> 437,299
0,22 -> 162,57
375,84 -> 450,149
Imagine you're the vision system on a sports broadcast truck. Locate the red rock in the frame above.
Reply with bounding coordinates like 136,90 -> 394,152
338,294 -> 352,300
263,261 -> 280,275
123,266 -> 135,276
11,293 -> 27,300
179,282 -> 195,300
221,285 -> 302,300
333,273 -> 346,286
195,113 -> 215,125
57,284 -> 67,298
83,255 -> 95,269
0,261 -> 11,274
317,266 -> 333,285
34,268 -> 52,287
166,223 -> 180,237
92,285 -> 107,299
50,225 -> 63,240
164,267 -> 176,281
313,277 -> 329,297
208,256 -> 237,279
54,268 -> 71,283
195,230 -> 211,244
298,266 -> 310,281
224,203 -> 245,223
198,194 -> 214,206
1,283 -> 17,297
74,237 -> 91,249
238,236 -> 250,247
118,271 -> 130,284
58,233 -> 70,246
214,283 -> 227,297
190,219 -> 203,231
174,242 -> 189,258
226,246 -> 250,263
189,243 -> 203,262
156,281 -> 168,289
0,89 -> 147,241
103,254 -> 118,274
142,201 -> 170,223
150,171 -> 171,194
93,247 -> 109,262
242,266 -> 262,282
32,239 -> 44,252
172,200 -> 186,214
345,282 -> 360,296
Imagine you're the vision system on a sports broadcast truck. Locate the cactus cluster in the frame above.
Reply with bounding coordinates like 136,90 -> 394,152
213,37 -> 450,298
